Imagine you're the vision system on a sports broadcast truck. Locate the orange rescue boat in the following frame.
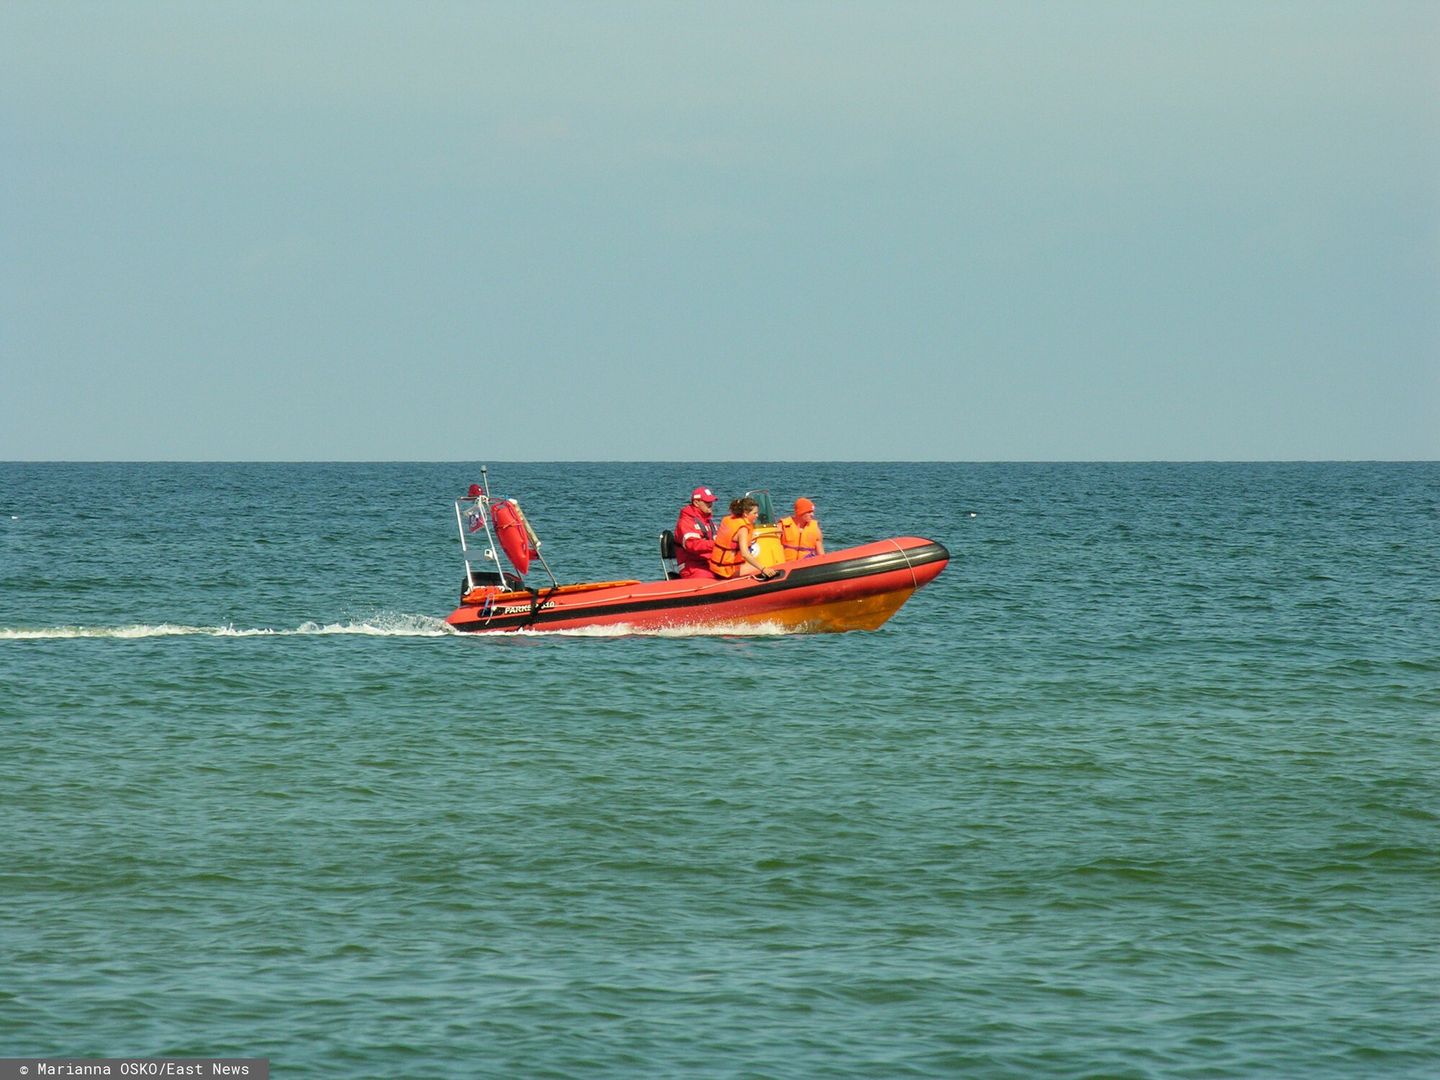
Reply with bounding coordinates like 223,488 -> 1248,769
447,473 -> 947,635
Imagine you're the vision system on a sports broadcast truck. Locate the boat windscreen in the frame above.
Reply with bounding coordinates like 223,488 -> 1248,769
746,489 -> 776,525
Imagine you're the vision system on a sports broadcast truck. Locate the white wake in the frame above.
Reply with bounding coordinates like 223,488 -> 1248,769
507,620 -> 793,638
0,613 -> 457,640
2,615 -> 796,641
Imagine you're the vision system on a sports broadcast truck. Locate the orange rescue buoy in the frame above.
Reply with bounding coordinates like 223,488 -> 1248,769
491,498 -> 534,576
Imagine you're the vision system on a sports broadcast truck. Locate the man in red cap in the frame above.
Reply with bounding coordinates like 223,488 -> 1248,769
675,486 -> 719,578
779,497 -> 825,561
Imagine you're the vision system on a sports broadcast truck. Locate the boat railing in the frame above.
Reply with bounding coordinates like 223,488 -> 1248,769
454,466 -> 559,595
455,493 -> 501,592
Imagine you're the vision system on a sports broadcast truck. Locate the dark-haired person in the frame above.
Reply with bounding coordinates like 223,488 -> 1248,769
708,497 -> 775,579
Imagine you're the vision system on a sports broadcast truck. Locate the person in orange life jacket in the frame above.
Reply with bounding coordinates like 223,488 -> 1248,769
709,497 -> 778,580
779,497 -> 825,561
675,485 -> 720,579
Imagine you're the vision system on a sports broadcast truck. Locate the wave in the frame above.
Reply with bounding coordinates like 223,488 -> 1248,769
1,615 -> 794,640
508,620 -> 793,638
0,613 -> 457,640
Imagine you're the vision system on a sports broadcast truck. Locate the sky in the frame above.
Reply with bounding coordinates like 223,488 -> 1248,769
3,1 -> 1437,461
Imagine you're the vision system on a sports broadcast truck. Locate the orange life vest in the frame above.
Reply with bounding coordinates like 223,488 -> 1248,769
779,516 -> 822,560
708,514 -> 751,578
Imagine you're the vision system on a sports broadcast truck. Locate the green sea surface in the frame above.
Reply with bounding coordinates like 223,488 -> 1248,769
2,462 -> 1436,1077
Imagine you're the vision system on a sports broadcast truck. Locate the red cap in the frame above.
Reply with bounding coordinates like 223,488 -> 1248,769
794,497 -> 815,515
691,486 -> 716,502
467,484 -> 482,498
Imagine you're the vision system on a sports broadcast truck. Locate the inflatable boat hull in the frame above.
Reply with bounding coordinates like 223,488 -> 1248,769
445,537 -> 948,635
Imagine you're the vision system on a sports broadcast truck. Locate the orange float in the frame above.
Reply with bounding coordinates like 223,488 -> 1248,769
490,498 -> 535,576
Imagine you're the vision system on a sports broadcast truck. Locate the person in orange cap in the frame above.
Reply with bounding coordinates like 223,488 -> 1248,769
779,497 -> 825,561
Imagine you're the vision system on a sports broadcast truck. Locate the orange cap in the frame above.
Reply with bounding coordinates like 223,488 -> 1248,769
794,497 -> 815,515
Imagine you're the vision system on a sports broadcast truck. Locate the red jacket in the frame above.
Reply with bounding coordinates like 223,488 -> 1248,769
675,503 -> 716,576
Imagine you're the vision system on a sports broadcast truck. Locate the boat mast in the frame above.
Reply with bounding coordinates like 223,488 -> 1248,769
456,465 -> 506,591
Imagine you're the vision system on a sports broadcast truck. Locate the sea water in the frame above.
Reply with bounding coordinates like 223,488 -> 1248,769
2,461 -> 1436,1078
